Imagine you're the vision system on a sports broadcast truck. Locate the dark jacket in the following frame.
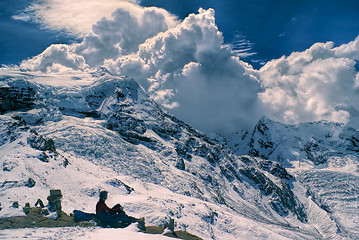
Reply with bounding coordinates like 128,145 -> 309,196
96,200 -> 121,215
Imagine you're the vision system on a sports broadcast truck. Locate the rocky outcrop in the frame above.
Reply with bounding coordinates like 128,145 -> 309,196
27,129 -> 56,152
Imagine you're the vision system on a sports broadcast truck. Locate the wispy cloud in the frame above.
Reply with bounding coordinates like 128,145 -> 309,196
12,12 -> 32,22
13,0 -> 159,36
228,32 -> 257,58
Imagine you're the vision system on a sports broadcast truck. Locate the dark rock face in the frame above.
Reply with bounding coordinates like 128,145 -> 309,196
346,132 -> 359,152
38,152 -> 50,163
219,155 -> 306,222
239,166 -> 306,222
304,138 -> 327,165
0,86 -> 36,113
249,119 -> 277,159
257,159 -> 293,180
106,179 -> 134,194
106,114 -> 153,145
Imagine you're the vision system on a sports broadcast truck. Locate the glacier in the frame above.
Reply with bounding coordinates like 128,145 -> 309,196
228,116 -> 359,239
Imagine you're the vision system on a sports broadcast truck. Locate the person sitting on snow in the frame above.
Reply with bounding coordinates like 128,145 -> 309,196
96,190 -> 145,230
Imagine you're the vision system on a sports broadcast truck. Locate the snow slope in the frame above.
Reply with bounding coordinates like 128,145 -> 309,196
0,67 -> 344,239
0,225 -> 175,240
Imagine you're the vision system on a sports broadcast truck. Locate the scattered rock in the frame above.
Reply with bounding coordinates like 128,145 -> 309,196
106,179 -> 134,194
35,199 -> 45,208
2,160 -> 17,172
63,158 -> 69,167
25,178 -> 36,188
12,201 -> 19,208
38,152 -> 49,163
23,203 -> 31,214
175,158 -> 185,170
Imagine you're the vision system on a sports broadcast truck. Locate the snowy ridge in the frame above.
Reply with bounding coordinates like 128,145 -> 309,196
0,68 -> 346,239
228,116 -> 359,239
229,116 -> 359,167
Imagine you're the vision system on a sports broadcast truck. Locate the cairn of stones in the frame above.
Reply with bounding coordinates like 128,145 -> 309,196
47,189 -> 62,217
164,218 -> 175,232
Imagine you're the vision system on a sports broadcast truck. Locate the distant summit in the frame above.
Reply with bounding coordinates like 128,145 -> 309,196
228,116 -> 359,238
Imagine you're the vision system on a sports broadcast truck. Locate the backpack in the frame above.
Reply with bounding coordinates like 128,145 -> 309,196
73,210 -> 95,222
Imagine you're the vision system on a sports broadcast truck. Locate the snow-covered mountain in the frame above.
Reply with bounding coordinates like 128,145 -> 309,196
228,116 -> 359,239
0,67 -> 355,239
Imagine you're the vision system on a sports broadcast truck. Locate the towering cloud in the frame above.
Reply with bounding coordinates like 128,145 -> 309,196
73,7 -> 178,67
104,8 -> 262,136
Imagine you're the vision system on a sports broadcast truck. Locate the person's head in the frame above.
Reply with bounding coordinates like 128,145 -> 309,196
99,191 -> 108,200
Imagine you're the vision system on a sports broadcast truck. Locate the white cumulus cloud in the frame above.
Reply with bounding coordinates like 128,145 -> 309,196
20,44 -> 88,72
73,7 -> 178,67
259,38 -> 359,128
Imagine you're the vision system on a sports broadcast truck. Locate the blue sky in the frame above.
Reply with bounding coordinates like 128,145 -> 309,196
2,0 -> 359,68
0,0 -> 75,65
141,0 -> 359,68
